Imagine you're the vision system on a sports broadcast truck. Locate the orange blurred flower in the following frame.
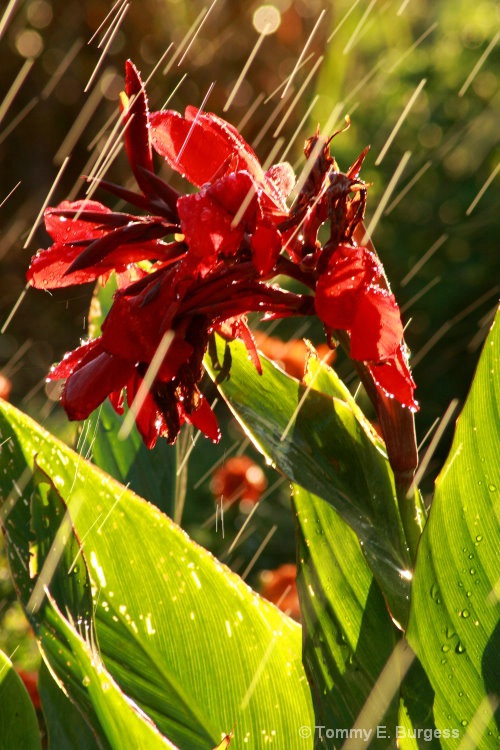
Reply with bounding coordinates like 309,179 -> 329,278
211,456 -> 267,505
253,331 -> 334,380
0,372 -> 12,401
260,563 -> 300,620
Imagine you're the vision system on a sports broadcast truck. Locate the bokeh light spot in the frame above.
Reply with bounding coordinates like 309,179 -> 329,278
26,0 -> 53,29
15,29 -> 43,58
253,5 -> 281,35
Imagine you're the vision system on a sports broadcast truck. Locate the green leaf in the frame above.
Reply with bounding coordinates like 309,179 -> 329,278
40,593 -> 180,749
0,400 -> 314,750
206,336 -> 412,625
293,485 -> 399,746
407,310 -> 499,746
81,400 -> 177,515
38,661 -> 102,750
0,648 -> 42,750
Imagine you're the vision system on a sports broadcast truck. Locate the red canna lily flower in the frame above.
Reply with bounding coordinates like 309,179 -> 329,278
149,105 -> 295,275
26,58 -> 417,460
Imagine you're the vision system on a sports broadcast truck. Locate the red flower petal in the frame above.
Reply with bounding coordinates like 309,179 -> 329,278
102,301 -> 194,380
62,351 -> 134,421
48,339 -> 102,380
177,172 -> 256,263
121,60 -> 154,192
216,316 -> 262,374
44,201 -> 112,242
126,372 -> 167,449
368,346 -> 418,410
315,245 -> 403,361
315,246 -> 378,329
250,222 -> 282,275
349,287 -> 403,361
183,393 -> 220,442
150,107 -> 264,187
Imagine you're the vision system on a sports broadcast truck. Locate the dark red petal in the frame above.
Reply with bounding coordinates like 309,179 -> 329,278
28,243 -> 102,288
126,372 -> 166,449
349,287 -> 403,361
184,394 -> 220,442
177,173 -> 256,262
150,108 -> 263,187
101,282 -> 194,379
122,60 -> 154,191
368,346 -> 418,410
64,220 -> 177,274
314,246 -> 382,329
216,316 -> 262,374
48,339 -> 102,380
250,223 -> 282,275
62,352 -> 134,421
44,201 -> 112,242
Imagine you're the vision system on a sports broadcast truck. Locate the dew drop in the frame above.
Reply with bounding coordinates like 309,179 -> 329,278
455,643 -> 466,654
430,583 -> 441,604
488,484 -> 496,492
459,609 -> 470,618
475,534 -> 483,543
441,644 -> 450,653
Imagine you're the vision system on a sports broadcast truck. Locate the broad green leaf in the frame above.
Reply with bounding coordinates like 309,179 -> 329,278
407,310 -> 499,747
40,593 -> 180,749
0,401 -> 314,750
38,661 -> 102,750
293,485 -> 399,747
206,336 -> 412,625
0,649 -> 42,750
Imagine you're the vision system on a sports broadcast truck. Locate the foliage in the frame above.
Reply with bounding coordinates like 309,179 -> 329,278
0,2 -> 498,749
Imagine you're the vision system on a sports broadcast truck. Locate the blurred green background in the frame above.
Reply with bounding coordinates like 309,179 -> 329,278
0,0 -> 498,671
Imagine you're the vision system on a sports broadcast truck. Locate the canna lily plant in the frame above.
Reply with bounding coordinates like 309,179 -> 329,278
0,61 -> 497,749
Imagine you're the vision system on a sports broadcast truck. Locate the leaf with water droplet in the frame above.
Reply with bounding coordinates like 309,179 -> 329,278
407,310 -> 499,739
